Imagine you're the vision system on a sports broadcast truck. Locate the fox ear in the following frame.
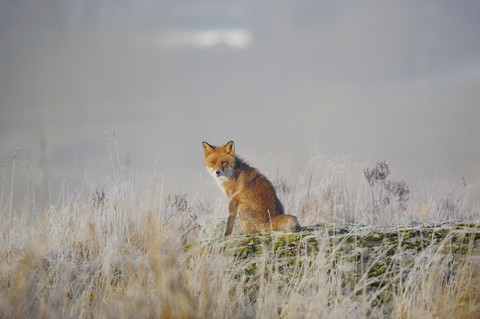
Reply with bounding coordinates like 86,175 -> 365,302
202,141 -> 214,157
224,140 -> 235,155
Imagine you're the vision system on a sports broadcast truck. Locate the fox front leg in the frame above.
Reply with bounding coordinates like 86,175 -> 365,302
224,199 -> 239,236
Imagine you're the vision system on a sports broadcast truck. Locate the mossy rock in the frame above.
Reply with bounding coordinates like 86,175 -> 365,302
191,220 -> 480,259
185,220 -> 480,304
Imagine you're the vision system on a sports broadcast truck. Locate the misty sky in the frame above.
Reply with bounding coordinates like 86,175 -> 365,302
1,0 -> 480,208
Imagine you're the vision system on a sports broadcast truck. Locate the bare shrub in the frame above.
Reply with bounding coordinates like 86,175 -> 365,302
363,161 -> 410,227
364,160 -> 390,186
92,188 -> 107,209
163,194 -> 202,245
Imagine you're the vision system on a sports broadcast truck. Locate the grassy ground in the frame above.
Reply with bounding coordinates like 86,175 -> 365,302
0,152 -> 479,318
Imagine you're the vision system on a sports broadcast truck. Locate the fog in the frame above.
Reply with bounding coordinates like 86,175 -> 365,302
1,0 -> 479,207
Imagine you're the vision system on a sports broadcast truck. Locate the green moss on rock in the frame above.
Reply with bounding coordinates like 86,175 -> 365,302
184,220 -> 480,305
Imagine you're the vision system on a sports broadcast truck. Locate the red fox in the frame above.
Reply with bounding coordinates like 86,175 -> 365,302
202,140 -> 300,236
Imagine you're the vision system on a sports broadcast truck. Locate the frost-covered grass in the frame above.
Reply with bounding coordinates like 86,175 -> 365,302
0,146 -> 479,318
276,155 -> 478,228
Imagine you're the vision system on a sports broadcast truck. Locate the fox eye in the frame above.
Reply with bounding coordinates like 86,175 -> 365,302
221,161 -> 227,165
211,161 -> 215,164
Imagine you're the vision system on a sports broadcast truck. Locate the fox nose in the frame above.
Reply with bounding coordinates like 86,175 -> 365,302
215,170 -> 221,176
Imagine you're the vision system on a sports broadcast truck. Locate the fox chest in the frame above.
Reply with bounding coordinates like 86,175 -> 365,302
222,180 -> 238,198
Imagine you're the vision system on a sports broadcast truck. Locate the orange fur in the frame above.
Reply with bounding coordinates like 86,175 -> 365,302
203,141 -> 300,236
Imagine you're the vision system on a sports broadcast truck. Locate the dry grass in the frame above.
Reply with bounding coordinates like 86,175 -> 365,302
0,146 -> 479,318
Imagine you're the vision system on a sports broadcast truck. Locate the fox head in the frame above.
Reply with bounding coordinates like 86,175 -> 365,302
202,141 -> 235,181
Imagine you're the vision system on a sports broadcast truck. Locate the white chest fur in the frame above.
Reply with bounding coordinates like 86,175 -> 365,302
207,167 -> 234,194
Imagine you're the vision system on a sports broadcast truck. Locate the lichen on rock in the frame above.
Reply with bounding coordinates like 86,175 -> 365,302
184,219 -> 480,304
